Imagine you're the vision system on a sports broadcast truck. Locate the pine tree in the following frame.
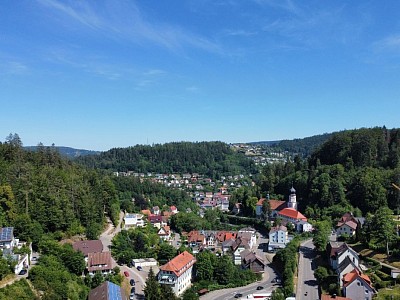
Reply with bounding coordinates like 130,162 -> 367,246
144,267 -> 161,300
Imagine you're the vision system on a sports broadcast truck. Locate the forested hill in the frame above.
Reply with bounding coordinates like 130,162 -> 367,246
77,141 -> 257,178
25,145 -> 100,158
251,132 -> 333,157
0,135 -> 120,245
257,126 -> 400,216
310,126 -> 400,168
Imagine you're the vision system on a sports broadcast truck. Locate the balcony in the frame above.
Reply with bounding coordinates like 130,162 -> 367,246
159,275 -> 176,285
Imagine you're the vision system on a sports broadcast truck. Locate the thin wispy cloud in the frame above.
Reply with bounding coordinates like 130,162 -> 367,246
223,29 -> 257,37
0,61 -> 28,75
36,0 -> 222,55
373,35 -> 400,52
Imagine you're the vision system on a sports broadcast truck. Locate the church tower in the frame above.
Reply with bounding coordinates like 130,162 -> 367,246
287,186 -> 297,210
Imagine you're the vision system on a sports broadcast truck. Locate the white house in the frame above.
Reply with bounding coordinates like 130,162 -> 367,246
158,225 -> 171,241
268,225 -> 289,251
158,251 -> 196,296
329,242 -> 359,271
124,213 -> 145,229
295,220 -> 313,232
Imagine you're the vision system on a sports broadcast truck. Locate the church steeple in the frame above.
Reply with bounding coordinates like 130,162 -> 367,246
288,185 -> 297,210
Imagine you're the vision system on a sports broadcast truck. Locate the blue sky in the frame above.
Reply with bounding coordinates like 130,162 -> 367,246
1,0 -> 399,151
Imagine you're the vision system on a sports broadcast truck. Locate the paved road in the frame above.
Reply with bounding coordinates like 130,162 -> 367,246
201,232 -> 279,300
297,239 -> 318,300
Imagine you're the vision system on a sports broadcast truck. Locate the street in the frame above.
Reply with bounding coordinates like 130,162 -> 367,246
201,232 -> 279,300
296,239 -> 318,300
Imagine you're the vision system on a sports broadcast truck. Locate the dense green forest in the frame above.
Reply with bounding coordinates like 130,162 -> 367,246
257,127 -> 400,216
0,134 -> 120,244
77,141 -> 257,178
252,132 -> 333,157
113,176 -> 196,213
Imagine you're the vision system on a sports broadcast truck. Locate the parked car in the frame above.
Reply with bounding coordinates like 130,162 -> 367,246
256,286 -> 264,290
234,293 -> 242,298
136,266 -> 143,271
131,287 -> 135,293
124,271 -> 129,277
130,279 -> 135,286
18,269 -> 27,275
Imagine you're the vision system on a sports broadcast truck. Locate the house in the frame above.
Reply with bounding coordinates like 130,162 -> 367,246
148,215 -> 166,229
328,242 -> 359,271
187,231 -> 206,248
336,212 -> 365,237
158,251 -> 196,296
87,251 -> 113,276
295,220 -> 313,232
221,239 -> 236,255
158,225 -> 171,241
268,225 -> 290,252
342,269 -> 376,300
219,198 -> 230,211
73,240 -> 103,258
231,237 -> 250,265
237,227 -> 257,249
170,206 -> 178,214
124,213 -> 145,229
240,249 -> 265,274
88,281 -> 127,300
152,206 -> 160,215
0,227 -> 16,251
0,227 -> 31,274
336,256 -> 361,287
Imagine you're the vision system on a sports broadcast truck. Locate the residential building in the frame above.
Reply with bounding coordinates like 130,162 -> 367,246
73,240 -> 103,258
158,251 -> 196,296
88,281 -> 127,300
342,269 -> 376,300
295,220 -> 313,232
240,249 -> 265,274
237,227 -> 257,249
336,212 -> 365,237
87,251 -> 113,276
158,225 -> 171,241
329,243 -> 359,271
231,237 -> 250,265
0,227 -> 31,274
268,225 -> 290,251
124,213 -> 145,229
336,256 -> 361,287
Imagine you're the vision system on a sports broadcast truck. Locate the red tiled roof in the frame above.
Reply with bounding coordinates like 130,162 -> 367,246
256,198 -> 286,211
279,208 -> 307,221
159,251 -> 196,277
269,200 -> 287,210
141,209 -> 151,216
256,198 -> 266,206
343,269 -> 371,287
